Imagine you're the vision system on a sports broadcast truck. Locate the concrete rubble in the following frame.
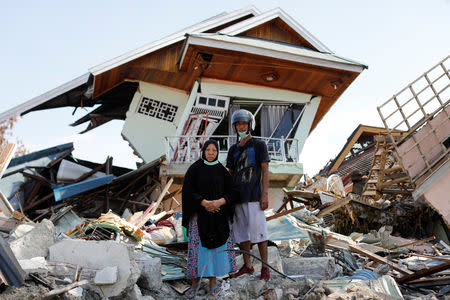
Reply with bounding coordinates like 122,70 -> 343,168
0,6 -> 448,300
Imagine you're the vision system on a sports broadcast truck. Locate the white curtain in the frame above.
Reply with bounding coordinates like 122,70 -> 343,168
261,105 -> 288,137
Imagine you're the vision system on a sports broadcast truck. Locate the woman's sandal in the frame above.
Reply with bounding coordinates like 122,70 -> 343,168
210,286 -> 221,296
184,288 -> 197,299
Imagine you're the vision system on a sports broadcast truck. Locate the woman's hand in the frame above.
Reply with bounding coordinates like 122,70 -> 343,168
201,198 -> 225,213
201,199 -> 218,212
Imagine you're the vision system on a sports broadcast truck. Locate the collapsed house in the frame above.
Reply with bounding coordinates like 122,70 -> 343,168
0,6 -> 367,210
378,55 -> 450,227
0,6 -> 449,300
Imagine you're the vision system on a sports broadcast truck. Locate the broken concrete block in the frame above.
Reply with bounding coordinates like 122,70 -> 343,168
68,286 -> 83,298
10,219 -> 55,260
133,250 -> 162,290
247,279 -> 267,297
18,256 -> 48,275
282,256 -> 338,280
235,246 -> 283,273
49,239 -> 139,298
9,223 -> 35,240
94,266 -> 118,285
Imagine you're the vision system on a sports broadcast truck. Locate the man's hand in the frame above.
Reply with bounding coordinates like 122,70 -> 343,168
260,194 -> 268,210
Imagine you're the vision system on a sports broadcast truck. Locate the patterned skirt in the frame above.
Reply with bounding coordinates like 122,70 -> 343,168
186,215 -> 237,279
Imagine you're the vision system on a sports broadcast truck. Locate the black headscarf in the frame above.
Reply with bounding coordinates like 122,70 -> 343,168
182,139 -> 234,249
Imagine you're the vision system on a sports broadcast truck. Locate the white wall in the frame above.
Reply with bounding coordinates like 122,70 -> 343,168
121,82 -> 189,163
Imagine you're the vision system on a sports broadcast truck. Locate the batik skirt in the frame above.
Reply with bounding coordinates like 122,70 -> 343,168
186,215 -> 237,279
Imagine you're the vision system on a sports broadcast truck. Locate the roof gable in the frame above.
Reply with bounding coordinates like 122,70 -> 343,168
219,8 -> 331,53
325,125 -> 406,175
238,18 -> 316,49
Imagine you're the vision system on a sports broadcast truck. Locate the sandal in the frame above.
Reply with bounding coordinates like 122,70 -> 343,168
184,288 -> 197,299
210,286 -> 221,296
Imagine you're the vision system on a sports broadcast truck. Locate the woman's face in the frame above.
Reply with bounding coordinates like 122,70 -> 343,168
205,143 -> 218,162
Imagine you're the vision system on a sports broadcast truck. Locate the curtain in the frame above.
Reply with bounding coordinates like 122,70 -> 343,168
261,105 -> 288,137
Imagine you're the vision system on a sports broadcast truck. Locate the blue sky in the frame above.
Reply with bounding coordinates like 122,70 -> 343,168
1,0 -> 449,174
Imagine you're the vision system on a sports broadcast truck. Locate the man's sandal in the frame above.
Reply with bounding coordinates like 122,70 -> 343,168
184,288 -> 197,299
210,286 -> 221,296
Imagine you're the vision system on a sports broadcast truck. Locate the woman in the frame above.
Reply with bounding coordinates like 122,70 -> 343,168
182,140 -> 237,298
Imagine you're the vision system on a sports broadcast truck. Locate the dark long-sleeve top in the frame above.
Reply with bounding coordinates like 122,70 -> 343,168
182,159 -> 234,249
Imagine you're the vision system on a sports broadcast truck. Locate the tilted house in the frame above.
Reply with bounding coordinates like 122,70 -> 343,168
0,6 -> 367,207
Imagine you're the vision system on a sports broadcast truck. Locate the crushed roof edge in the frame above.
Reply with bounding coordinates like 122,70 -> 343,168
89,6 -> 261,76
0,73 -> 90,122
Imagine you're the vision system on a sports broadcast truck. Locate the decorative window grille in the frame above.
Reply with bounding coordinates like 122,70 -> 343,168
136,96 -> 178,122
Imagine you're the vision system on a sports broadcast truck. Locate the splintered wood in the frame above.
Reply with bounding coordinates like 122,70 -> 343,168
361,135 -> 414,207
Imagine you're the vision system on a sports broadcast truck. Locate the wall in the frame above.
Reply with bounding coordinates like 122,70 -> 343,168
398,105 -> 449,181
122,82 -> 189,163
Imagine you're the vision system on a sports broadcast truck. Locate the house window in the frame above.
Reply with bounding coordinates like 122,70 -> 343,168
195,94 -> 229,111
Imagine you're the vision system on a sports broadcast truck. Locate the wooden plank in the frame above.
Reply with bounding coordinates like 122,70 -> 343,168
266,205 -> 305,221
317,197 -> 351,218
349,245 -> 413,275
390,236 -> 435,250
282,188 -> 317,199
0,142 -> 16,178
135,178 -> 173,228
396,261 -> 450,283
25,182 -> 41,205
20,171 -> 54,186
408,275 -> 450,285
43,280 -> 89,299
24,193 -> 54,211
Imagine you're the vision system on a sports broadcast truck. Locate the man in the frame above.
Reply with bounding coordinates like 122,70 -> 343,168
226,109 -> 270,280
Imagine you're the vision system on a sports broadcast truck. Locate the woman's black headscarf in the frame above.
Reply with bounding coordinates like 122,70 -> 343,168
181,139 -> 234,249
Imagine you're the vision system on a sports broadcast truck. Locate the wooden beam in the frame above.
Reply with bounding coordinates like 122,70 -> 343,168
266,205 -> 305,221
390,236 -> 435,250
135,178 -> 173,228
24,193 -> 54,211
407,253 -> 450,262
282,188 -> 317,199
407,275 -> 450,285
317,196 -> 351,218
396,261 -> 450,283
43,280 -> 89,299
349,245 -> 413,275
20,171 -> 54,187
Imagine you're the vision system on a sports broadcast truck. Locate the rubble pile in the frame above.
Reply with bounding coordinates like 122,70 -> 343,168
0,137 -> 447,299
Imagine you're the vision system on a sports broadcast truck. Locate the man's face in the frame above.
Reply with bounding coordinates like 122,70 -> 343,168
235,121 -> 249,133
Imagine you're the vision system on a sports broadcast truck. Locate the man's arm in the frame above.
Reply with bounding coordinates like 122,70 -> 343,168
260,161 -> 269,210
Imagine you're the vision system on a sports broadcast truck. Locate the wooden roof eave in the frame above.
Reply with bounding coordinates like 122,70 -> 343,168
178,34 -> 366,74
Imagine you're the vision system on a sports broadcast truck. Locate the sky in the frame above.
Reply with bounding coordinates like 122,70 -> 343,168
1,0 -> 449,175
